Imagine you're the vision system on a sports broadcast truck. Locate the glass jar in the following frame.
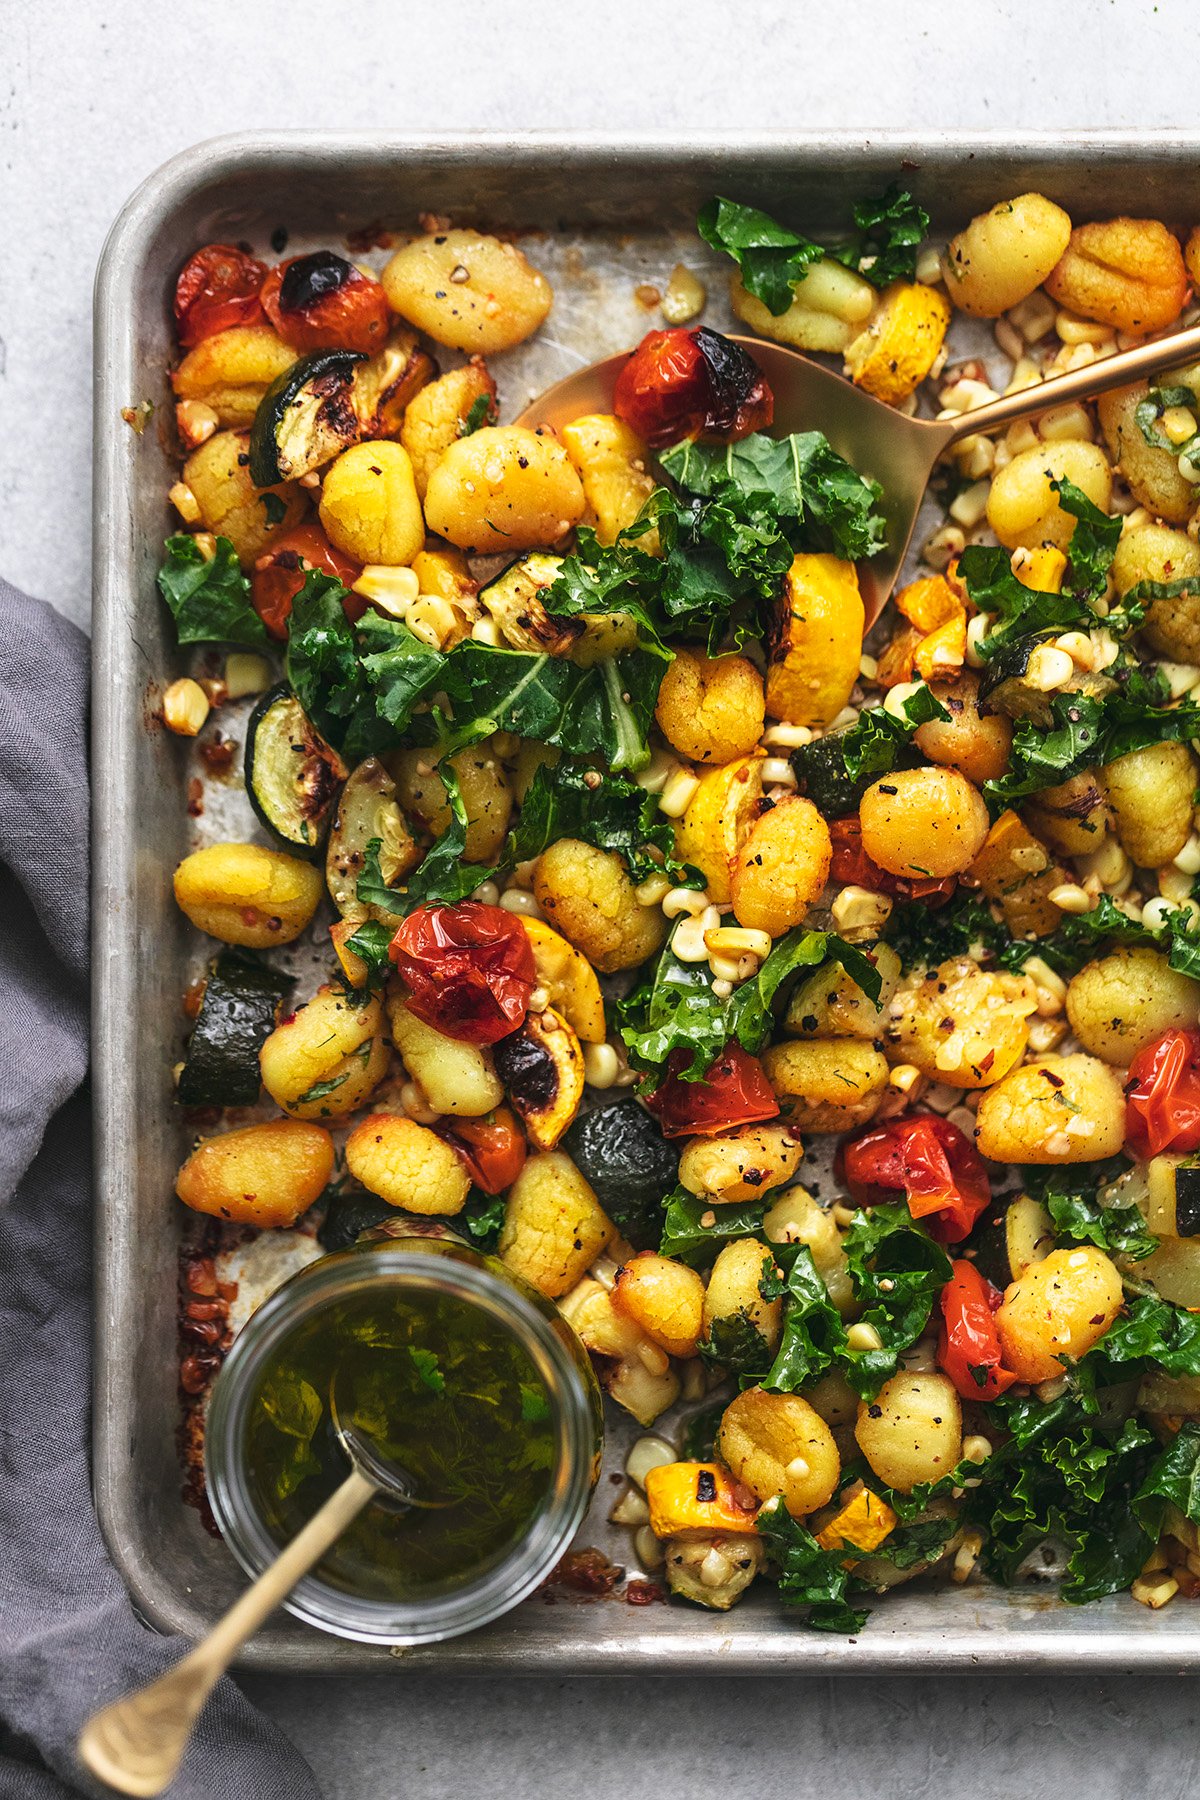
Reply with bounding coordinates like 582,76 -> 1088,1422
206,1231 -> 602,1644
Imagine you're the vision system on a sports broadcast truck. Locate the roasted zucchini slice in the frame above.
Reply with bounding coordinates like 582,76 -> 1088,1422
493,1006 -> 584,1150
245,684 -> 348,855
1145,1155 -> 1200,1239
325,757 -> 421,920
177,950 -> 292,1108
791,727 -> 920,819
973,1192 -> 1054,1289
248,349 -> 367,486
478,554 -> 582,655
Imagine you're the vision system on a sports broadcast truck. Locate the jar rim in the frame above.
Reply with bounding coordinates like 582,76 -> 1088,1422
206,1247 -> 596,1644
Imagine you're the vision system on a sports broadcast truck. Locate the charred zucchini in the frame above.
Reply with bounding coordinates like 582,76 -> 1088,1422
979,635 -> 1116,727
249,349 -> 367,485
563,1099 -> 680,1248
493,1006 -> 584,1150
790,728 -> 919,819
177,950 -> 292,1107
325,757 -> 420,920
317,1187 -> 396,1252
246,684 -> 348,855
1145,1155 -> 1200,1239
973,1192 -> 1054,1288
478,554 -> 582,656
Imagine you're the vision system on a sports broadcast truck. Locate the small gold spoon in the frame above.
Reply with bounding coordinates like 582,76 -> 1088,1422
517,321 -> 1200,622
77,1373 -> 426,1797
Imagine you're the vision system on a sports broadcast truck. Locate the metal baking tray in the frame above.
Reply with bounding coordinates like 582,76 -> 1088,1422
93,128 -> 1200,1673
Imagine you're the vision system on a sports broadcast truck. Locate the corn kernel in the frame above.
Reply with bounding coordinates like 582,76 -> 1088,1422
661,263 -> 707,326
162,678 -> 210,737
168,482 -> 202,526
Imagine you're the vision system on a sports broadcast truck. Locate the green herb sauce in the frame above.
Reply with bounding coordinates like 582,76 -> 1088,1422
244,1287 -> 557,1601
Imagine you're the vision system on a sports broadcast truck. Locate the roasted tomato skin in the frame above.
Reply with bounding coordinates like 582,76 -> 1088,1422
612,327 -> 773,449
829,817 -> 957,904
260,252 -> 391,354
841,1114 -> 991,1244
1125,1027 -> 1200,1158
174,244 -> 267,347
251,525 -> 363,640
645,1040 -> 780,1139
389,904 -> 537,1046
937,1258 -> 1016,1402
440,1106 -> 527,1194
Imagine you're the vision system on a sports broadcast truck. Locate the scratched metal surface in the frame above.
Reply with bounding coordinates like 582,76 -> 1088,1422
93,130 -> 1200,1671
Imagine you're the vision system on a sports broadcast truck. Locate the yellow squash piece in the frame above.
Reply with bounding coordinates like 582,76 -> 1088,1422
561,414 -> 657,547
766,554 -> 864,728
644,1462 -> 760,1539
499,1005 -> 585,1150
844,281 -> 951,404
675,753 -> 765,904
895,573 -> 963,633
814,1479 -> 898,1556
965,809 -> 1069,938
520,917 -> 606,1044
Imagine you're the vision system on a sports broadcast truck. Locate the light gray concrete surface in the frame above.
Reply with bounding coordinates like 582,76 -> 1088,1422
5,0 -> 1199,1792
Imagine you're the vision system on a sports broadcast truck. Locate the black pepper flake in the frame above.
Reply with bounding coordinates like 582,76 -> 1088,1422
879,784 -> 898,795
867,1403 -> 883,1419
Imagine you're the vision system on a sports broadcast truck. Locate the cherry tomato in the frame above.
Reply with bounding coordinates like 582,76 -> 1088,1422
389,903 -> 537,1046
1125,1027 -> 1200,1158
645,1040 -> 780,1139
841,1114 -> 991,1244
250,525 -> 364,641
440,1107 -> 527,1194
612,327 -> 774,449
936,1258 -> 1016,1402
260,251 -> 391,354
829,816 -> 958,903
174,244 -> 267,347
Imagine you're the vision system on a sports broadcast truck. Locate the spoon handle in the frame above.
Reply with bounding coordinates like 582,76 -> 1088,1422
77,1466 -> 377,1797
941,318 -> 1200,445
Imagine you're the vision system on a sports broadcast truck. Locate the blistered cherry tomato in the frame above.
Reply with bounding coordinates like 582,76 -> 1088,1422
251,525 -> 363,641
260,251 -> 391,354
174,244 -> 267,347
645,1040 -> 780,1139
841,1114 -> 991,1244
613,327 -> 773,449
440,1107 -> 528,1194
1125,1027 -> 1200,1158
389,903 -> 537,1046
829,816 -> 957,903
937,1259 -> 1016,1402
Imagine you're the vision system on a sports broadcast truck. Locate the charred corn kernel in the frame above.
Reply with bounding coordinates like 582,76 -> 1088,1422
661,263 -> 707,325
168,481 -> 202,526
704,926 -> 773,959
659,767 -> 701,819
162,678 -> 210,737
1048,882 -> 1093,914
644,1462 -> 761,1539
583,1042 -> 620,1089
831,885 -> 893,939
953,1528 -> 985,1583
609,1487 -> 650,1527
673,904 -> 722,963
814,1480 -> 898,1555
1054,630 -> 1094,669
889,1063 -> 924,1094
351,565 -> 421,614
223,652 -> 272,699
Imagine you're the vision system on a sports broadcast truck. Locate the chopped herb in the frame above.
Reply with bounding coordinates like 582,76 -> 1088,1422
408,1346 -> 446,1394
458,393 -> 493,436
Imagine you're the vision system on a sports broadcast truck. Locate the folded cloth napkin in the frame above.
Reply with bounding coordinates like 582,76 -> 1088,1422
0,580 -> 320,1799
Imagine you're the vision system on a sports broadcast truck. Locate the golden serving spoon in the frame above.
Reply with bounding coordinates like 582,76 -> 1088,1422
77,1373 -> 439,1797
517,322 -> 1200,623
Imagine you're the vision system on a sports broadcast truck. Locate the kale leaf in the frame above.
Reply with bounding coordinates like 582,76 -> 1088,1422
1134,1422 -> 1200,1536
157,533 -> 269,647
697,197 -> 825,315
1021,1158 -> 1157,1262
661,432 -> 887,564
755,1497 -> 868,1632
886,891 -> 1008,970
658,1189 -> 767,1267
762,1246 -> 850,1392
828,183 -> 930,288
840,1206 -> 953,1397
505,759 -> 699,886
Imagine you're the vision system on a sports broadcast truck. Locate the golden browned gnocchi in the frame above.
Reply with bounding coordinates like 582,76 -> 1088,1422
859,767 -> 990,879
611,1252 -> 705,1360
854,1374 -> 962,1493
182,430 -> 305,567
318,442 -> 425,566
1102,739 -> 1197,868
1023,770 -> 1111,858
533,838 -> 668,973
653,647 -> 765,765
497,1151 -> 614,1298
1065,948 -> 1199,1066
730,796 -> 832,936
173,843 -> 322,948
387,997 -> 503,1118
974,1054 -> 1127,1163
762,1040 -> 890,1133
914,674 -> 1013,786
985,440 -> 1112,552
259,985 -> 388,1120
1112,522 -> 1200,661
399,359 -> 497,497
1044,217 -> 1189,335
996,1247 -> 1124,1382
175,1119 -> 334,1227
382,230 -> 552,352
344,1113 -> 470,1215
1099,382 -> 1200,525
730,257 -> 876,354
677,1123 -> 804,1205
941,192 -> 1072,316
172,324 -> 298,426
718,1386 -> 841,1518
423,425 -> 586,555
703,1238 -> 783,1359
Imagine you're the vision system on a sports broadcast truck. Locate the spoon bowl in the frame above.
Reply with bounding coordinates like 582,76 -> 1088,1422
517,321 -> 1200,623
328,1367 -> 457,1511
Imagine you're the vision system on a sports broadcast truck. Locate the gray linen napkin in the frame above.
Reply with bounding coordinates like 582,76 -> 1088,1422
0,580 -> 320,1799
